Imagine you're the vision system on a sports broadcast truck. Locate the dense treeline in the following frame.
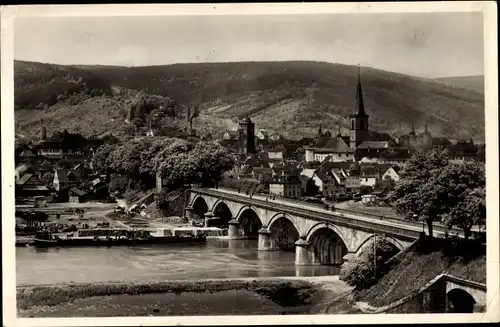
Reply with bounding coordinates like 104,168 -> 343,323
15,61 -> 112,110
390,149 -> 486,239
92,137 -> 234,191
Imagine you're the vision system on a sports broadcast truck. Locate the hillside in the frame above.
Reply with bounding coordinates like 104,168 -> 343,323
14,60 -> 485,141
355,237 -> 486,308
435,75 -> 484,94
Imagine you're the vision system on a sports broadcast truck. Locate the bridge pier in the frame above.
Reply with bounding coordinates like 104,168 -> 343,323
295,238 -> 312,266
184,206 -> 195,221
342,252 -> 358,263
204,211 -> 214,227
258,227 -> 271,251
228,218 -> 244,239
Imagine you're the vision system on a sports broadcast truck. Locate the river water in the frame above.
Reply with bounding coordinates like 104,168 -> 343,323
16,238 -> 340,286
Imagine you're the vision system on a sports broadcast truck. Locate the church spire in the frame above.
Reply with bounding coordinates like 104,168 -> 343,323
424,124 -> 429,134
410,124 -> 416,135
352,65 -> 367,117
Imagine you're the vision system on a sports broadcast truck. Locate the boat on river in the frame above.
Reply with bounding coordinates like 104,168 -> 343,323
32,230 -> 206,248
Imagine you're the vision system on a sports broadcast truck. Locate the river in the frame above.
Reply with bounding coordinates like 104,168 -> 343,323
16,238 -> 341,286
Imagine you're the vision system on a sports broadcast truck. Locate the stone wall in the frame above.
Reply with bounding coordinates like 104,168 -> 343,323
159,189 -> 189,218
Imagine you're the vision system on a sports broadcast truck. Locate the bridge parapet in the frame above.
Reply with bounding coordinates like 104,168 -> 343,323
189,187 -> 421,265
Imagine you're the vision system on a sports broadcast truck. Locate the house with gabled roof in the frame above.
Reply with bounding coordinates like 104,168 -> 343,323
15,173 -> 50,197
68,187 -> 89,203
256,129 -> 269,140
304,137 -> 355,162
300,168 -> 337,196
53,169 -> 82,192
223,130 -> 239,140
359,165 -> 380,187
382,166 -> 401,182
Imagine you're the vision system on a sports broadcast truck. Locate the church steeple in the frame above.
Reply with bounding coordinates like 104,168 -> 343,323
352,65 -> 367,117
349,65 -> 369,149
410,124 -> 416,135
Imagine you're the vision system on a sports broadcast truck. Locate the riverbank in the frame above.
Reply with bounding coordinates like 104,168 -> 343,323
17,276 -> 356,317
352,236 -> 486,312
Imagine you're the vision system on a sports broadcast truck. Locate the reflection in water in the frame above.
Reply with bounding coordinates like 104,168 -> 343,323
16,239 -> 341,285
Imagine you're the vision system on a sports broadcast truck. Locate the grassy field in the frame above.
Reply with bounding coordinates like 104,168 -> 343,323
15,278 -> 356,317
15,60 -> 485,141
19,290 -> 290,317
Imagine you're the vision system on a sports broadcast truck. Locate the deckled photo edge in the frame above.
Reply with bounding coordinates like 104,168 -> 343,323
1,2 -> 498,326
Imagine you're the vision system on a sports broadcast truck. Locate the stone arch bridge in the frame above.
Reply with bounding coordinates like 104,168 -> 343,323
185,187 -> 427,266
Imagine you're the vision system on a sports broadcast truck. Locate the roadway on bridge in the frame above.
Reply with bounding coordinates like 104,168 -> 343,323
198,187 -> 451,239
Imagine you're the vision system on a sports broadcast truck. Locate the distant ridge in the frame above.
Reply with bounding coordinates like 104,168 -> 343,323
14,60 -> 485,142
435,75 -> 484,94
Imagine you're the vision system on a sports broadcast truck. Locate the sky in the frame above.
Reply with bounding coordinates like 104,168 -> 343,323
14,12 -> 484,78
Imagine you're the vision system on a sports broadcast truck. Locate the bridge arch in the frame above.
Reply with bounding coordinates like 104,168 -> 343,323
447,288 -> 476,313
268,213 -> 300,252
354,234 -> 404,257
191,195 -> 209,220
211,200 -> 233,228
237,208 -> 263,239
305,222 -> 349,265
235,205 -> 262,224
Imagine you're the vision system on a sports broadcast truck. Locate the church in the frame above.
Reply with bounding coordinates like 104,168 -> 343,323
304,68 -> 398,163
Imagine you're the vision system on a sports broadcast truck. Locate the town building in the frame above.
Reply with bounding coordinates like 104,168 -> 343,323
68,187 -> 89,203
256,129 -> 269,140
359,166 -> 380,187
269,170 -> 302,198
238,117 -> 256,156
223,130 -> 239,140
15,173 -> 50,199
382,166 -> 401,182
53,169 -> 83,192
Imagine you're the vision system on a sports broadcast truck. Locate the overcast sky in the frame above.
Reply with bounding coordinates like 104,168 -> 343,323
14,12 -> 483,78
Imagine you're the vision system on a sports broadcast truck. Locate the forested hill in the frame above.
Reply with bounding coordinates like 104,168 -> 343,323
14,60 -> 485,141
435,75 -> 485,94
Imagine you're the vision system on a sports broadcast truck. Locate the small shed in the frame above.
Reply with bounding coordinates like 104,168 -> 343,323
68,187 -> 88,203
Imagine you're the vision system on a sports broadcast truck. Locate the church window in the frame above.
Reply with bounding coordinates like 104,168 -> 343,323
351,120 -> 354,129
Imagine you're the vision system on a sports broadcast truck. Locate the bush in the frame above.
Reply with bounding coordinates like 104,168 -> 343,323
339,237 -> 400,290
339,256 -> 376,290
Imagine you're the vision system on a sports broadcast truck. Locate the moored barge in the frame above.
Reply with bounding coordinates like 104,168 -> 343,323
32,230 -> 206,248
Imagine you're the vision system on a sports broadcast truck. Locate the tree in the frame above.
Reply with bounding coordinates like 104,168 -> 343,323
435,161 -> 486,240
91,143 -> 117,175
391,149 -> 450,237
185,104 -> 200,136
339,236 -> 400,290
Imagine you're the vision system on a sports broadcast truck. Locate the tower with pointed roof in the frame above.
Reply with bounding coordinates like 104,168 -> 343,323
349,66 -> 369,149
40,119 -> 47,141
421,124 -> 432,149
